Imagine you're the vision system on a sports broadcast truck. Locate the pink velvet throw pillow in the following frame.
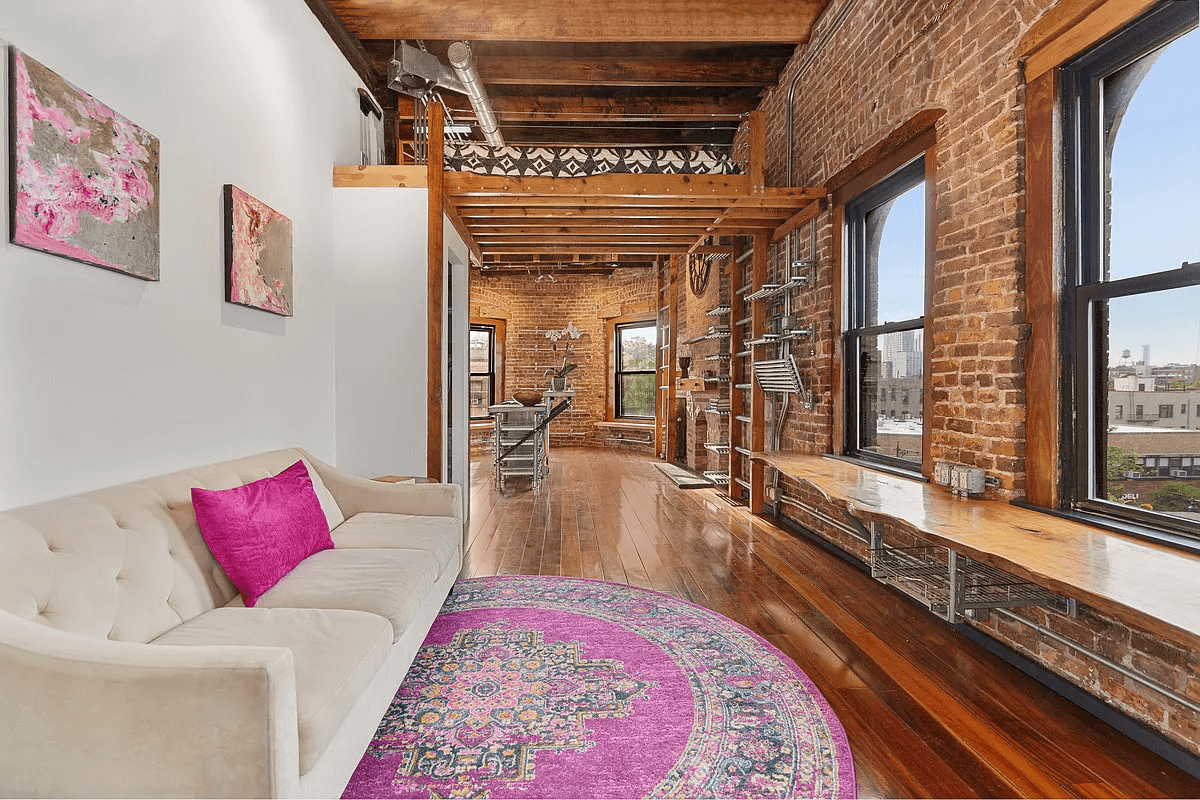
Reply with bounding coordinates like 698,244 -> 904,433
191,460 -> 334,607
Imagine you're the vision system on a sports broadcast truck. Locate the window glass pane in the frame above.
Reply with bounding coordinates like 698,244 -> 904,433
619,374 -> 656,418
1102,284 -> 1200,382
866,181 -> 925,325
857,329 -> 923,464
1106,26 -> 1200,282
469,375 -> 491,418
469,328 -> 492,373
1098,285 -> 1200,517
619,325 -> 656,371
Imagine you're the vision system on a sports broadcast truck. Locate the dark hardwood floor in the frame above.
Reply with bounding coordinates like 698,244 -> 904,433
462,447 -> 1200,799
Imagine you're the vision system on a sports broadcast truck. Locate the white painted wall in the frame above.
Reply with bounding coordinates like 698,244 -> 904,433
0,1 -> 364,508
330,199 -> 471,499
331,188 -> 430,479
444,218 -> 471,519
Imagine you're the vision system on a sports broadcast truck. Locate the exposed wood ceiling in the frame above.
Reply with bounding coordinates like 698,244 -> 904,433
318,1 -> 831,266
324,0 -> 827,43
322,0 -> 827,149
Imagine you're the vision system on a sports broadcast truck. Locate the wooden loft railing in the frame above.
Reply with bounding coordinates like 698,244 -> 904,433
332,111 -> 827,264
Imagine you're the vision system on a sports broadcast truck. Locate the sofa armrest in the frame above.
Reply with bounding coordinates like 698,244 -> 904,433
300,450 -> 463,520
0,612 -> 300,799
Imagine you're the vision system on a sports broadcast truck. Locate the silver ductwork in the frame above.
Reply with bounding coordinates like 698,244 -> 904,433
388,42 -> 465,99
447,41 -> 504,148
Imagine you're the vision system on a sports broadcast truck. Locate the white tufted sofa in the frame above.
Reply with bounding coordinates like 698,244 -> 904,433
0,448 -> 463,799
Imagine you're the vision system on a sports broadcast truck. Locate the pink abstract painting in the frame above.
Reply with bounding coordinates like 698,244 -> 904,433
9,48 -> 160,279
223,184 -> 293,316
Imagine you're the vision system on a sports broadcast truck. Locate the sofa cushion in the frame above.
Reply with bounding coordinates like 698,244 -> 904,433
0,449 -> 349,645
332,512 -> 461,579
227,548 -> 439,643
152,606 -> 391,775
192,461 -> 335,607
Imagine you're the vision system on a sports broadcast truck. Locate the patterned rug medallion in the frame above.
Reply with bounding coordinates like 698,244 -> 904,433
344,576 -> 856,799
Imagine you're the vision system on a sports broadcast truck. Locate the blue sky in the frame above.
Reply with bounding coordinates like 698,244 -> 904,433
874,183 -> 925,325
1107,25 -> 1200,366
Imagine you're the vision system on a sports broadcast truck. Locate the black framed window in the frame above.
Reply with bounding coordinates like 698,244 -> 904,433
1063,1 -> 1200,539
844,156 -> 927,471
469,324 -> 496,419
616,322 -> 656,419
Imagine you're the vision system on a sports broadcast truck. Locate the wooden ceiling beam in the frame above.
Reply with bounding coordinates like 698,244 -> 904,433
471,56 -> 781,87
724,188 -> 828,207
453,196 -> 736,208
484,244 -> 690,254
469,224 -> 722,235
482,253 -> 653,264
456,206 -> 747,220
771,198 -> 828,243
494,124 -> 738,148
466,216 -> 725,227
441,94 -> 758,122
477,265 -> 622,275
473,235 -> 698,245
448,172 -> 749,199
367,51 -> 786,88
466,217 -> 783,230
448,172 -> 825,203
330,0 -> 828,43
709,225 -> 776,235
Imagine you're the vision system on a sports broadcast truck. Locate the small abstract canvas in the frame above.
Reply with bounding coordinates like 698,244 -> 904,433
9,48 -> 160,279
223,184 -> 293,316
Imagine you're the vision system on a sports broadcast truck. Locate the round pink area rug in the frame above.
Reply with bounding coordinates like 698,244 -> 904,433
343,576 -> 856,799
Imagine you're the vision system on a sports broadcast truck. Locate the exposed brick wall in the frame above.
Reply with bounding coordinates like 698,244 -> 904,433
749,0 -> 1199,757
970,604 -> 1200,754
470,268 -> 656,449
749,0 -> 1044,495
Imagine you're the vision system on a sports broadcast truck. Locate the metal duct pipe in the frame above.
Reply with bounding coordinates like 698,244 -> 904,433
447,41 -> 504,148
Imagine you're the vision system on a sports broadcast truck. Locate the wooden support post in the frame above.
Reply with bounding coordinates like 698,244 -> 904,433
426,102 -> 445,481
655,259 -> 668,458
1025,69 -> 1060,507
729,241 -> 748,503
664,255 -> 680,463
748,110 -> 766,191
749,233 -> 768,513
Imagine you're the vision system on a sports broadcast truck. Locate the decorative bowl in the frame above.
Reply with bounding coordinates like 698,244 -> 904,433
513,390 -> 543,406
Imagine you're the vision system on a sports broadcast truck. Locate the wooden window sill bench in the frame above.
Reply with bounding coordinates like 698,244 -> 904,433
595,421 -> 654,446
750,451 -> 1200,654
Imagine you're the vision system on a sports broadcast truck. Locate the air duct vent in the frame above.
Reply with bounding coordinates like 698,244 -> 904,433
387,42 -> 464,99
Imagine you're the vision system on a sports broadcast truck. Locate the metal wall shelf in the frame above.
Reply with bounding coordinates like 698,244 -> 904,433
746,275 -> 810,302
869,529 -> 1075,623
